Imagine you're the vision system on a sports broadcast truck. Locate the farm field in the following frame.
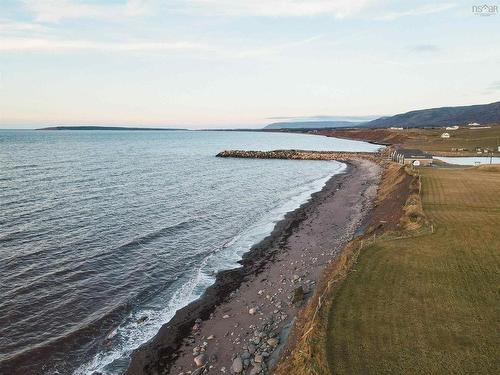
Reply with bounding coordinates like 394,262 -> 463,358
321,125 -> 500,156
327,165 -> 500,374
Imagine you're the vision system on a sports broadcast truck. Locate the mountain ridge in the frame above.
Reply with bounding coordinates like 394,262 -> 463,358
264,120 -> 363,130
363,101 -> 500,128
263,101 -> 500,130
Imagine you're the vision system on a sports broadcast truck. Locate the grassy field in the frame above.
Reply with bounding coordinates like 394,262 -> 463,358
400,126 -> 500,155
327,165 -> 500,374
322,125 -> 500,156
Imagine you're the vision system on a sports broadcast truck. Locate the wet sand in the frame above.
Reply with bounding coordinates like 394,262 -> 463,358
126,159 -> 382,375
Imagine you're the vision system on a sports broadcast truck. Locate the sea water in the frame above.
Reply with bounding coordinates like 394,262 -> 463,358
0,130 -> 379,374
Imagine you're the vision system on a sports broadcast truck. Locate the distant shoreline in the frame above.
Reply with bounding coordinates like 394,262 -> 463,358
37,126 -> 188,131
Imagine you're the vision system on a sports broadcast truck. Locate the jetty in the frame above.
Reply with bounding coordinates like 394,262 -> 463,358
216,149 -> 381,161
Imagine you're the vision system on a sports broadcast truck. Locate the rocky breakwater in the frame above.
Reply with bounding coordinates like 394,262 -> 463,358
216,150 -> 379,161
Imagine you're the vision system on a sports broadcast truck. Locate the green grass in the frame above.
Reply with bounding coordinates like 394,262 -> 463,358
402,126 -> 500,155
326,167 -> 500,374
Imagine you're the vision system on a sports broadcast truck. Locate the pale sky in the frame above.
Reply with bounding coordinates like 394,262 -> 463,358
0,0 -> 499,128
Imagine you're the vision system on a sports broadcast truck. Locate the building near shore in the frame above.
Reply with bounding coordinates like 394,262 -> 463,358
391,148 -> 433,166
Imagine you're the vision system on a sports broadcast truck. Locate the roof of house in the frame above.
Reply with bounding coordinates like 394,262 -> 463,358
396,148 -> 433,159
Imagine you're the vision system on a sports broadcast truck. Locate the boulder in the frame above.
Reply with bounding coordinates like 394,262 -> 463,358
267,338 -> 279,347
249,363 -> 263,375
241,351 -> 251,360
194,353 -> 207,367
247,343 -> 256,354
231,356 -> 243,373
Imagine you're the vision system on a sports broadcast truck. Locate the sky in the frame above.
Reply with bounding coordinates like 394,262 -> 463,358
0,0 -> 499,129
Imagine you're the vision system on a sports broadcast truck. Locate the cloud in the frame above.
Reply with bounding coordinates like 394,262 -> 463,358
0,35 -> 321,59
19,0 -> 457,23
486,81 -> 500,91
188,0 -> 377,18
22,0 -> 153,22
481,80 -> 500,96
409,44 -> 440,53
0,20 -> 48,32
235,35 -> 323,58
0,37 -> 213,52
375,3 -> 457,21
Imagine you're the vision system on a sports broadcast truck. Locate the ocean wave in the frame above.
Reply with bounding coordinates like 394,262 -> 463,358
73,266 -> 213,375
115,220 -> 196,252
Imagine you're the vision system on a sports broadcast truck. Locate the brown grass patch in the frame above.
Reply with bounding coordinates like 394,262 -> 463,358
476,164 -> 500,172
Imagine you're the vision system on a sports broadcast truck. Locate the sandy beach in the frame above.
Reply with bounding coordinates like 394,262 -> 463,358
126,158 -> 381,375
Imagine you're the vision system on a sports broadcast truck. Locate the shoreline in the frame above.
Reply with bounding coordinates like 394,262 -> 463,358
126,158 -> 381,375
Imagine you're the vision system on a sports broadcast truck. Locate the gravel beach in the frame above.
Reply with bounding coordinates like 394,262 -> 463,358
126,158 -> 382,375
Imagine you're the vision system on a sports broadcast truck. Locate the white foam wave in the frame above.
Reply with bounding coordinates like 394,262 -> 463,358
73,268 -> 214,375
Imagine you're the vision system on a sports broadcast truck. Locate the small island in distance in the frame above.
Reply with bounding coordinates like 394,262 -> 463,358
38,126 -> 187,131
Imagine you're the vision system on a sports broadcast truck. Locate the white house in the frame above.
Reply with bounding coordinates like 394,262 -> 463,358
468,122 -> 480,126
445,126 -> 459,130
441,132 -> 450,139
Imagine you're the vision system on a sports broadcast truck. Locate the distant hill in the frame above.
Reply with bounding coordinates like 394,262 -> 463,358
363,101 -> 500,128
264,120 -> 363,130
38,126 -> 187,131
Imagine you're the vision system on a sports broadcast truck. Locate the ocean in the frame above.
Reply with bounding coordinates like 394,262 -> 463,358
0,130 -> 379,374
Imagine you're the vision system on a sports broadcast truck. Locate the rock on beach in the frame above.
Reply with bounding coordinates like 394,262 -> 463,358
230,356 -> 243,373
